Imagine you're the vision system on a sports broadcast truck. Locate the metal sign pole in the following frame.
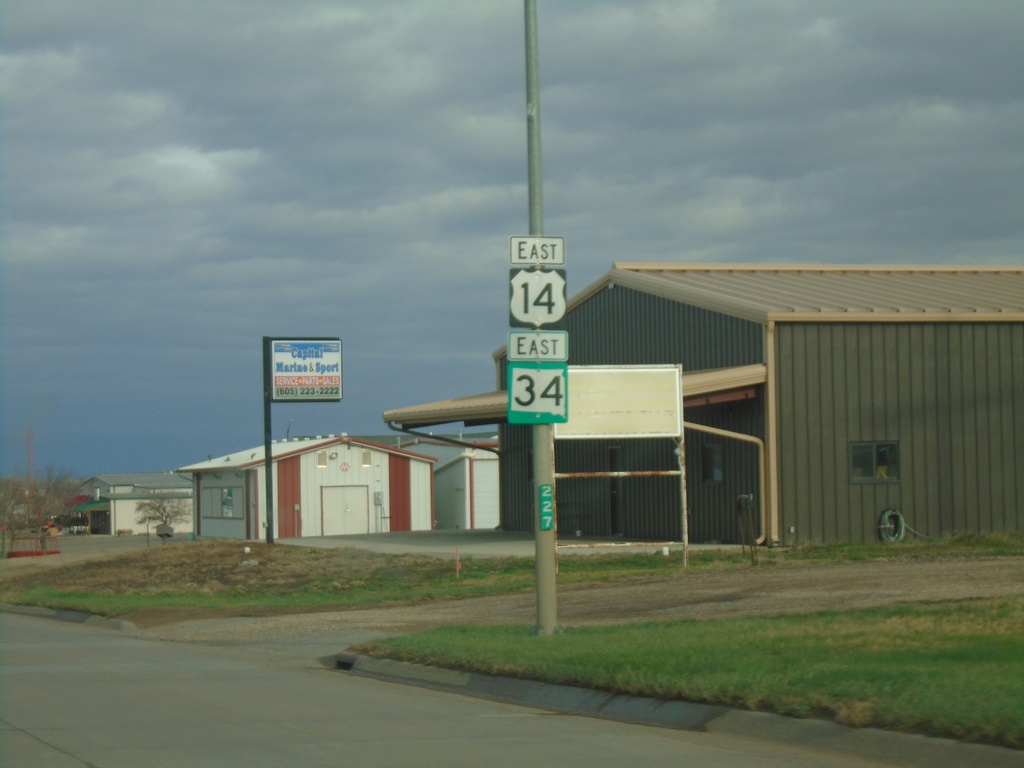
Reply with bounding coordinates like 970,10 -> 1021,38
524,0 -> 558,636
262,337 -> 275,545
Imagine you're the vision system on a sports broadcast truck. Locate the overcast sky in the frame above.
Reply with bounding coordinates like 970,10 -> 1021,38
2,1 -> 1022,479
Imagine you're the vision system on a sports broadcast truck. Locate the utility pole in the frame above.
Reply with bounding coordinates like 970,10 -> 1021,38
524,0 -> 558,636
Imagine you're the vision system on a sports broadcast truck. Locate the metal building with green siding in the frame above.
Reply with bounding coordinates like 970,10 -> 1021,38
385,264 -> 1024,545
776,320 -> 1024,544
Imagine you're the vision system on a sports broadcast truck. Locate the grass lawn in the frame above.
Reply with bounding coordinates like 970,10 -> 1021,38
355,597 -> 1024,749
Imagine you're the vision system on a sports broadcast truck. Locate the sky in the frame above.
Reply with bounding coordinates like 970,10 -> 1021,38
2,1 -> 1022,479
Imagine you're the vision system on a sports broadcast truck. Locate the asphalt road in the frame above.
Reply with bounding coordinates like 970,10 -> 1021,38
7,611 -> 1017,768
3,533 -> 1022,766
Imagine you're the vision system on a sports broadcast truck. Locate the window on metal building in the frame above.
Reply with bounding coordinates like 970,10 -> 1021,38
850,441 -> 899,482
702,444 -> 724,484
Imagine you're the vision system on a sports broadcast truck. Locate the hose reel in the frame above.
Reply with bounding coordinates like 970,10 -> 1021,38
878,507 -> 906,542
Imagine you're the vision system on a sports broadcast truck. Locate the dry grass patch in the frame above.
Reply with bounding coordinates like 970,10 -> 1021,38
4,540 -> 435,594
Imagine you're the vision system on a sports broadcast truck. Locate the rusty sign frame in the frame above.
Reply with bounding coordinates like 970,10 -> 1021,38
551,365 -> 690,565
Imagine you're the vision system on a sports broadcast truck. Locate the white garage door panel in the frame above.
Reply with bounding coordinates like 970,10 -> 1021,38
322,486 -> 369,536
473,460 -> 500,529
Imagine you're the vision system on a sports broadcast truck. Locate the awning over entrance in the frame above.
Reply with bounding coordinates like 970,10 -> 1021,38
71,500 -> 110,513
384,390 -> 508,430
383,364 -> 767,430
66,499 -> 110,536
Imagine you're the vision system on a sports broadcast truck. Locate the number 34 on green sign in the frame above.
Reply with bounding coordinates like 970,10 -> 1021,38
507,363 -> 569,424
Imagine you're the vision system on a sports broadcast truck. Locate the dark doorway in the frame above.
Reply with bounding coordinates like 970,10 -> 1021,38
608,446 -> 622,536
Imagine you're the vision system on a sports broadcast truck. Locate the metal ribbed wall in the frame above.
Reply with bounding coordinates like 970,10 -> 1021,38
684,398 -> 765,542
562,284 -> 763,370
499,423 -> 533,532
500,285 -> 766,541
776,322 -> 1024,544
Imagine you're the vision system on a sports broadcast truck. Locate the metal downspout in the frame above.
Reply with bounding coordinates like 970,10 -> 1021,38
765,320 -> 781,545
385,421 -> 501,457
682,421 -> 768,545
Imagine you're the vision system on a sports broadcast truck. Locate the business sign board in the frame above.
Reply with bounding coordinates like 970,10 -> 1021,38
270,338 -> 342,401
554,365 -> 682,439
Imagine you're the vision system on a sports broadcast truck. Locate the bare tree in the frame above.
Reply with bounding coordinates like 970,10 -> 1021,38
36,466 -> 79,524
0,477 -> 30,555
136,497 -> 192,531
0,467 -> 79,554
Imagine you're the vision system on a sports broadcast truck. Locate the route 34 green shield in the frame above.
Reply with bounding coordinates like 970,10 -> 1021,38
507,362 -> 569,424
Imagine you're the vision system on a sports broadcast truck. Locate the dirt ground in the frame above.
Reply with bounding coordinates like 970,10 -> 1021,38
138,555 -> 1024,644
3,535 -> 1022,644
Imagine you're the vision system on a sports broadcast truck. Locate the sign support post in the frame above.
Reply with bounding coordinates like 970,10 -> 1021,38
262,337 -> 275,544
523,0 -> 558,637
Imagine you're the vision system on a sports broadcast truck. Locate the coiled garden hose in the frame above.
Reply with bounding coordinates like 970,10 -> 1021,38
878,507 -> 906,542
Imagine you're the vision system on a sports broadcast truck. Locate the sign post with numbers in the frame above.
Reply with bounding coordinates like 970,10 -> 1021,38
538,483 -> 555,530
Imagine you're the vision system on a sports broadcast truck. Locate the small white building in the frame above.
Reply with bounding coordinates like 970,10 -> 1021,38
71,474 -> 193,535
178,435 -> 435,540
398,436 -> 500,530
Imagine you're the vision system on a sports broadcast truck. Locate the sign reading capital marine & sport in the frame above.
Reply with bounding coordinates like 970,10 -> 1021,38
270,338 -> 342,401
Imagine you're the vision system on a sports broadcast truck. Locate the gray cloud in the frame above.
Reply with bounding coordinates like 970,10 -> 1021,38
2,0 -> 1022,475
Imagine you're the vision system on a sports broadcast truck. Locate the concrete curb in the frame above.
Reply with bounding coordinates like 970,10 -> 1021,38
339,653 -> 728,731
4,603 -> 1020,765
0,602 -> 136,632
336,654 -> 1023,768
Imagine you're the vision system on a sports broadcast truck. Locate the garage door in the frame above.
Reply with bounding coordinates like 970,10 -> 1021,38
473,459 -> 500,529
321,486 -> 370,536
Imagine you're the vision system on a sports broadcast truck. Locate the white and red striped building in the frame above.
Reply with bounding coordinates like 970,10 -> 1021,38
178,435 -> 435,540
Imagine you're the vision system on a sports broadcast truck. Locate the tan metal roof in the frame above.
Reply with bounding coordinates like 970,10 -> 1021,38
600,264 -> 1024,324
683,364 -> 766,395
384,390 -> 509,430
383,365 -> 767,429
